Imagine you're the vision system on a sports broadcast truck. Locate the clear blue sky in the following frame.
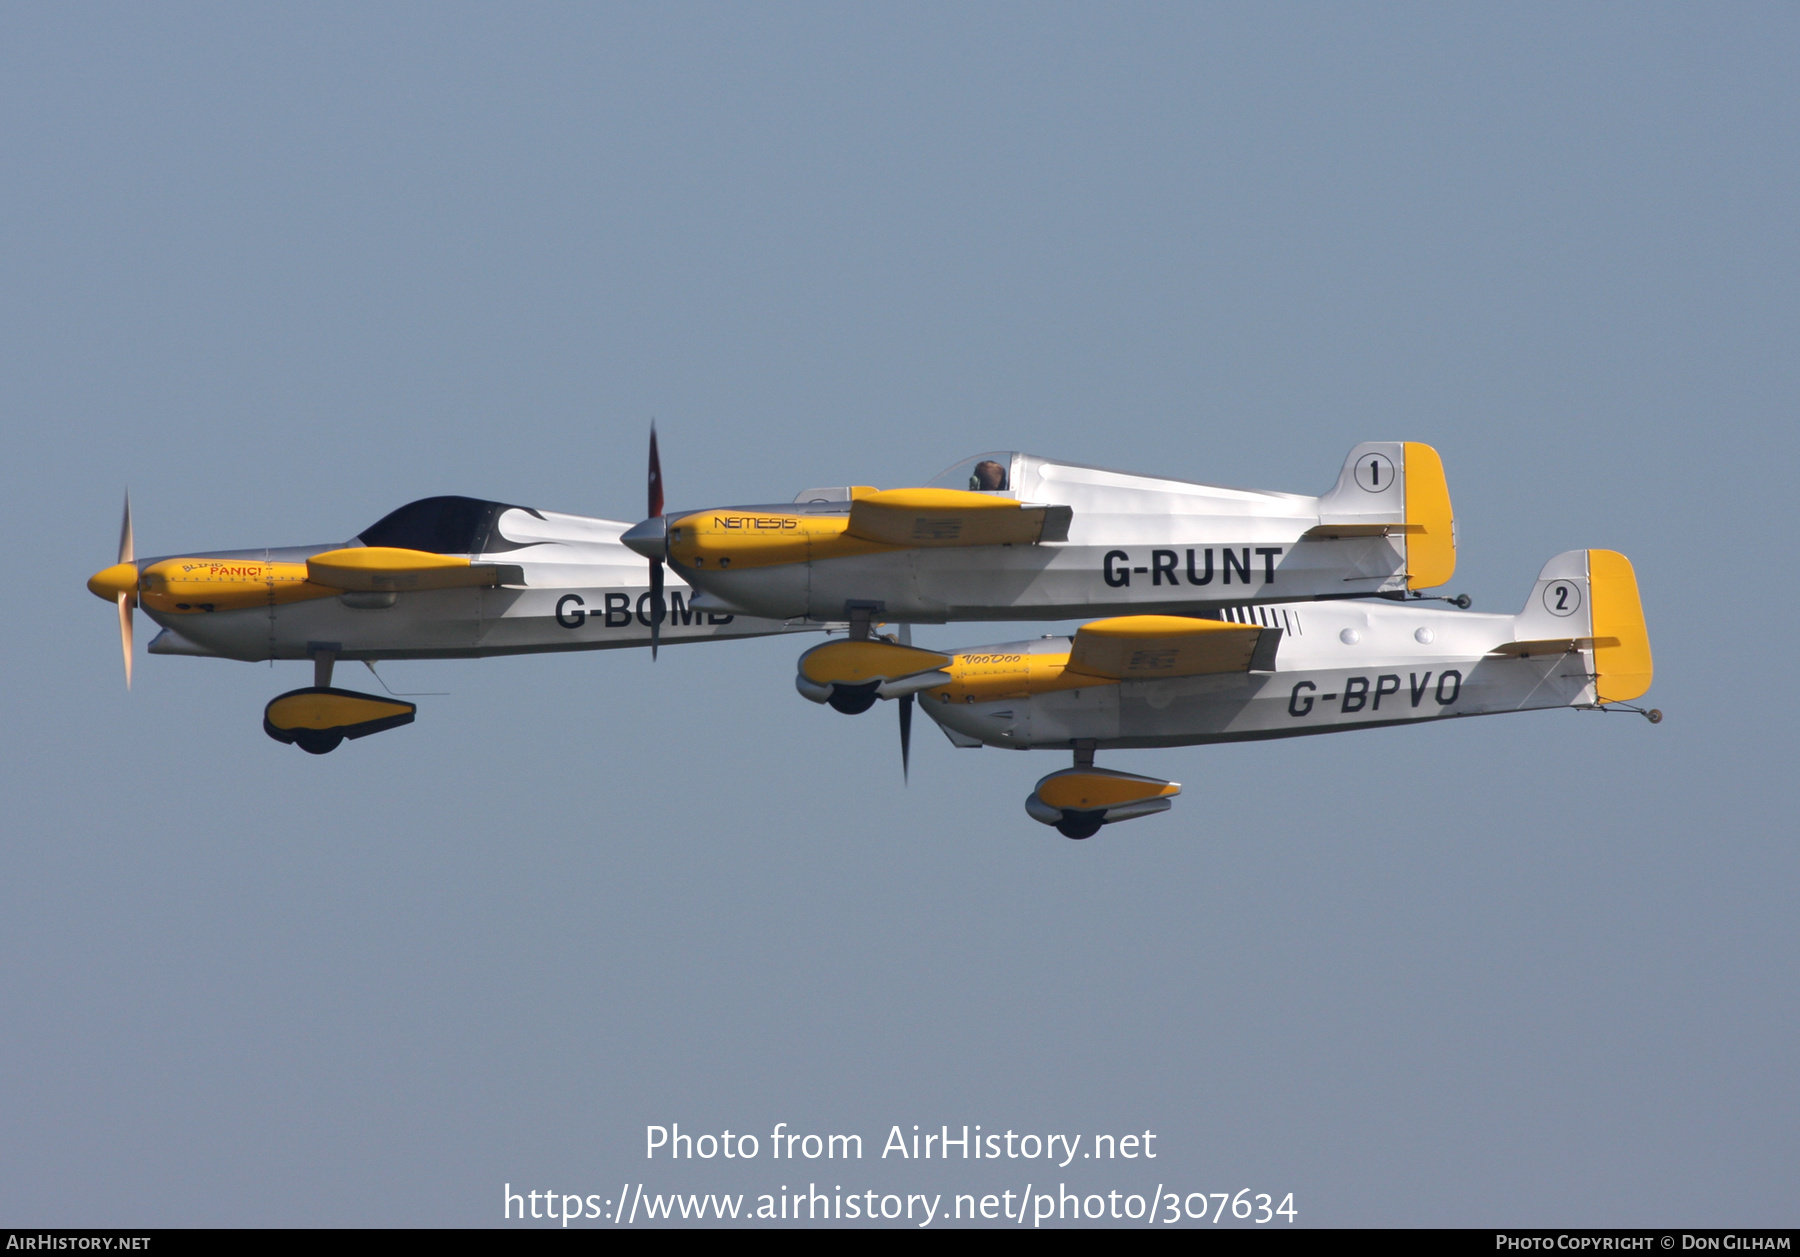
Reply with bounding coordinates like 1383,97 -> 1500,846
2,2 -> 1794,1226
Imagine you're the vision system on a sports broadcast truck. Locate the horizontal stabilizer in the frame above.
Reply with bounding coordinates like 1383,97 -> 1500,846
1488,636 -> 1620,659
306,547 -> 523,592
1066,615 -> 1266,680
846,488 -> 1072,548
1300,522 -> 1423,539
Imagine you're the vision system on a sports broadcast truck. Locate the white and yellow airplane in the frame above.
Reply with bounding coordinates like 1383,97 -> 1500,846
793,549 -> 1658,837
85,488 -> 817,754
622,441 -> 1465,629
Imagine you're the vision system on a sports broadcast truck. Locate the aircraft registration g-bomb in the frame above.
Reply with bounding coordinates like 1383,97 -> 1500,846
795,549 -> 1659,837
85,466 -> 816,754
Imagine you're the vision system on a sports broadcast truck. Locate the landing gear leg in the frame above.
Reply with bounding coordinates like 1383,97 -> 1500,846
845,603 -> 877,643
312,648 -> 336,690
1073,739 -> 1096,769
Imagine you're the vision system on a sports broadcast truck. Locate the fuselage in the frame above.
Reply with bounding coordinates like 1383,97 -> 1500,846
664,446 -> 1454,623
136,499 -> 812,663
921,597 -> 1596,752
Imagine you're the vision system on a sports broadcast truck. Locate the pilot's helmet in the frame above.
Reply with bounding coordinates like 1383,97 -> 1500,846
970,459 -> 1007,491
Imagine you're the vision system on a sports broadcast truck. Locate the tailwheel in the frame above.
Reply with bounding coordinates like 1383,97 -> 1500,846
264,687 -> 416,753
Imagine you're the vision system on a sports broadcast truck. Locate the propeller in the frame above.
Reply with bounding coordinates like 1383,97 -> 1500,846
899,692 -> 913,782
619,427 -> 674,655
85,492 -> 140,688
646,425 -> 666,659
895,623 -> 913,783
117,492 -> 134,688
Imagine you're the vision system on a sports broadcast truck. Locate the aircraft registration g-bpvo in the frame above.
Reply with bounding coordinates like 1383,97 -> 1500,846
622,443 -> 1461,625
86,494 -> 817,754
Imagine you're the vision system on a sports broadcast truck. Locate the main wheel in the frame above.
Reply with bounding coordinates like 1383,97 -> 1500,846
294,730 -> 344,755
826,681 -> 881,715
1055,810 -> 1105,840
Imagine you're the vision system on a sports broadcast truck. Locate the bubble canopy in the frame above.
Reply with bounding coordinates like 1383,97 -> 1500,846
927,452 -> 1020,494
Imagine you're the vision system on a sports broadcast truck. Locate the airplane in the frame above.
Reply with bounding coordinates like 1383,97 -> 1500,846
791,549 -> 1659,837
622,441 -> 1468,642
85,482 -> 819,754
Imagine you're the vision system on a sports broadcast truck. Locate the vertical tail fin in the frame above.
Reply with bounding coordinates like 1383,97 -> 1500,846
1315,441 -> 1457,589
1511,549 -> 1653,703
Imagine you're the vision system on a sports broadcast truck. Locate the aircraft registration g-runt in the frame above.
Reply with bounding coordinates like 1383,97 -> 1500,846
793,549 -> 1659,838
622,441 -> 1465,632
85,490 -> 816,754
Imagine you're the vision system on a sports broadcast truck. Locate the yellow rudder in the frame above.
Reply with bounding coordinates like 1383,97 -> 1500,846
1403,441 -> 1456,590
1588,549 -> 1653,703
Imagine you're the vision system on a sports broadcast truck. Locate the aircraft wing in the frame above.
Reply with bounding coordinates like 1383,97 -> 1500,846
306,546 -> 525,592
1064,614 -> 1279,680
845,489 -> 1072,547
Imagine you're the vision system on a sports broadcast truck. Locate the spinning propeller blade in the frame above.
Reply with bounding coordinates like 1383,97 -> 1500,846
87,491 -> 142,688
647,424 -> 663,520
899,692 -> 913,783
646,426 -> 666,659
115,492 -> 135,689
895,622 -> 913,782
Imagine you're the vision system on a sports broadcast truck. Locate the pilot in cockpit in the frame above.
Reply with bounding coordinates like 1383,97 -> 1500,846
971,459 -> 1008,492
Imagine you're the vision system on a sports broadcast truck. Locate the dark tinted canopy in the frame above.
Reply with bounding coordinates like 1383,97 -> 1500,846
358,496 -> 540,555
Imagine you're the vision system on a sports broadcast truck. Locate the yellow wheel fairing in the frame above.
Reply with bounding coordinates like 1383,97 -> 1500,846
1034,768 -> 1180,811
1588,549 -> 1653,704
798,639 -> 953,686
263,687 -> 416,746
1402,441 -> 1456,590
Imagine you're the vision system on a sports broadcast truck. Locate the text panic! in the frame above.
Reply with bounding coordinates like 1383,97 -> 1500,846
1103,548 -> 1283,588
183,562 -> 267,578
555,592 -> 735,629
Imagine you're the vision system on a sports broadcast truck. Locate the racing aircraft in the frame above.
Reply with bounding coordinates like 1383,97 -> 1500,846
792,549 -> 1658,837
622,440 -> 1466,631
85,485 -> 817,754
